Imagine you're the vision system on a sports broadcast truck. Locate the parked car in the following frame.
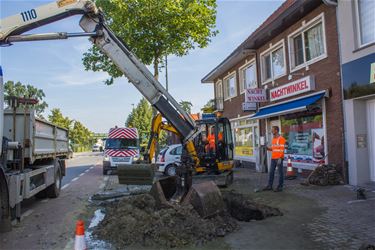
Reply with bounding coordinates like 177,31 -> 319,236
157,144 -> 182,176
92,144 -> 101,152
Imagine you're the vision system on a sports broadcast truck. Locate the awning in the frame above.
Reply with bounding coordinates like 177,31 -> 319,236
251,91 -> 327,119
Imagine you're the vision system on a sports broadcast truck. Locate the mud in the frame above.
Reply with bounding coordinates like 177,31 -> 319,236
93,192 -> 282,249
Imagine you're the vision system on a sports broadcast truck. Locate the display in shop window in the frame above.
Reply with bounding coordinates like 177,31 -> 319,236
281,108 -> 324,164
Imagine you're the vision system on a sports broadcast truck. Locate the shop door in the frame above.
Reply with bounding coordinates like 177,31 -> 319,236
367,100 -> 375,182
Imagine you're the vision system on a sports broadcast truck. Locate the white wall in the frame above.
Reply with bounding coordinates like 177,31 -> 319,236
345,99 -> 371,185
337,0 -> 375,64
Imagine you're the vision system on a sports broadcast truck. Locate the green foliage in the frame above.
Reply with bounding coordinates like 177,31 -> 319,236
179,100 -> 193,114
48,108 -> 72,129
48,108 -> 94,152
125,98 -> 153,145
83,0 -> 218,83
4,80 -> 48,117
201,99 -> 215,113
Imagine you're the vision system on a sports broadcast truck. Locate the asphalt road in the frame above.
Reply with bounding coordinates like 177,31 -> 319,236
62,152 -> 103,186
1,152 -> 105,250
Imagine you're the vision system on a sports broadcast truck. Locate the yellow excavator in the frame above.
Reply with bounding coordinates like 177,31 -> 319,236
0,0 -> 234,220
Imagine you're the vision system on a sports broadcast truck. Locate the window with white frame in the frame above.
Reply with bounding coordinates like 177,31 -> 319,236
239,61 -> 257,93
356,0 -> 375,46
224,73 -> 237,100
215,80 -> 224,110
289,15 -> 326,70
260,42 -> 286,83
216,80 -> 223,99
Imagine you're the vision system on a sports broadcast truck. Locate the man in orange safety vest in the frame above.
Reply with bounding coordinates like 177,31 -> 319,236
263,126 -> 286,192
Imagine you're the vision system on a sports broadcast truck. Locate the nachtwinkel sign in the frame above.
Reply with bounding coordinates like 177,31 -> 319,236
270,75 -> 315,101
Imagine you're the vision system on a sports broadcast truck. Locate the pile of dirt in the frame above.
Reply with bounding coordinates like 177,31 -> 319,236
93,192 -> 282,248
94,194 -> 237,248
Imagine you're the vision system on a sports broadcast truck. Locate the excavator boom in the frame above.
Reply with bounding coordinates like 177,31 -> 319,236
0,0 -> 225,218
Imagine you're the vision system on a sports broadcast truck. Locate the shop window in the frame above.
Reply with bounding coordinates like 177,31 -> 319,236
232,119 -> 258,159
239,61 -> 257,93
261,41 -> 286,84
224,73 -> 237,100
356,0 -> 375,46
281,108 -> 324,164
289,14 -> 326,71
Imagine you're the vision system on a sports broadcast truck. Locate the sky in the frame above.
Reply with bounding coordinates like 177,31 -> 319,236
0,0 -> 283,133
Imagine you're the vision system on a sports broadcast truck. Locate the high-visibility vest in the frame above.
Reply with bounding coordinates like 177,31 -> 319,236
271,136 -> 286,159
207,134 -> 215,151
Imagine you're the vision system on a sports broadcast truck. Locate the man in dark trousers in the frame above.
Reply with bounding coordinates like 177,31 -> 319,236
263,126 -> 286,192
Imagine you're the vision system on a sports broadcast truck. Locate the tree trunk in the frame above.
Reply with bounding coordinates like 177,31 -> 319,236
153,58 -> 159,81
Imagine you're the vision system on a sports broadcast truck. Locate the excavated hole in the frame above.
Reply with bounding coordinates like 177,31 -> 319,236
222,191 -> 283,222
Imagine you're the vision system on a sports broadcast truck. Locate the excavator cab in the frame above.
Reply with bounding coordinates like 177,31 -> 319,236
195,117 -> 234,174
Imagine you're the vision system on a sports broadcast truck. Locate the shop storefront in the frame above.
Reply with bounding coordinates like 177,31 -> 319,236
251,76 -> 329,170
231,116 -> 259,163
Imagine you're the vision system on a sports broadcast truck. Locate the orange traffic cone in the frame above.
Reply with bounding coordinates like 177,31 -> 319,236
286,158 -> 297,180
74,220 -> 87,250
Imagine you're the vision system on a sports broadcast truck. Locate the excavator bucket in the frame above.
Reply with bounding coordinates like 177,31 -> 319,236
182,181 -> 224,218
150,178 -> 224,218
117,164 -> 155,185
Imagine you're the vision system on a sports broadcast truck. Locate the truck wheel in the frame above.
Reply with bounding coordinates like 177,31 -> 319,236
47,168 -> 61,198
0,167 -> 12,232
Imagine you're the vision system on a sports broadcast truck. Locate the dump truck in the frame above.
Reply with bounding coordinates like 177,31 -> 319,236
0,69 -> 68,232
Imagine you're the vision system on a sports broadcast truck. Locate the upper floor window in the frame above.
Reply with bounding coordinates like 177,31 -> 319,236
216,80 -> 223,99
224,72 -> 237,100
215,80 -> 224,110
260,41 -> 286,84
357,0 -> 375,46
239,60 -> 257,93
289,14 -> 326,71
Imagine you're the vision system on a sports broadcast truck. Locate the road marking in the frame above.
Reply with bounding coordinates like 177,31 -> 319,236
90,166 -> 94,170
85,169 -> 90,173
71,177 -> 79,182
61,184 -> 70,190
79,173 -> 85,177
41,198 -> 49,203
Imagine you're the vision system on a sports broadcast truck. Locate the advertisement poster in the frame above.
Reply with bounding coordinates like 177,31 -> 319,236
235,146 -> 254,157
312,128 -> 325,163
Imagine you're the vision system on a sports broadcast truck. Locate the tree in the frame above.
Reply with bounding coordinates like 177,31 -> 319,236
48,109 -> 94,152
70,121 -> 94,150
83,0 -> 218,84
179,100 -> 193,114
125,98 -> 153,145
48,108 -> 72,130
201,99 -> 215,113
4,80 -> 48,116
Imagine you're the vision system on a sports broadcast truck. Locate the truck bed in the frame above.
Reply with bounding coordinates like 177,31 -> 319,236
3,108 -> 69,164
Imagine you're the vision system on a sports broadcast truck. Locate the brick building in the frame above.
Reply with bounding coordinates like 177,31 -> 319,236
201,0 -> 345,175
